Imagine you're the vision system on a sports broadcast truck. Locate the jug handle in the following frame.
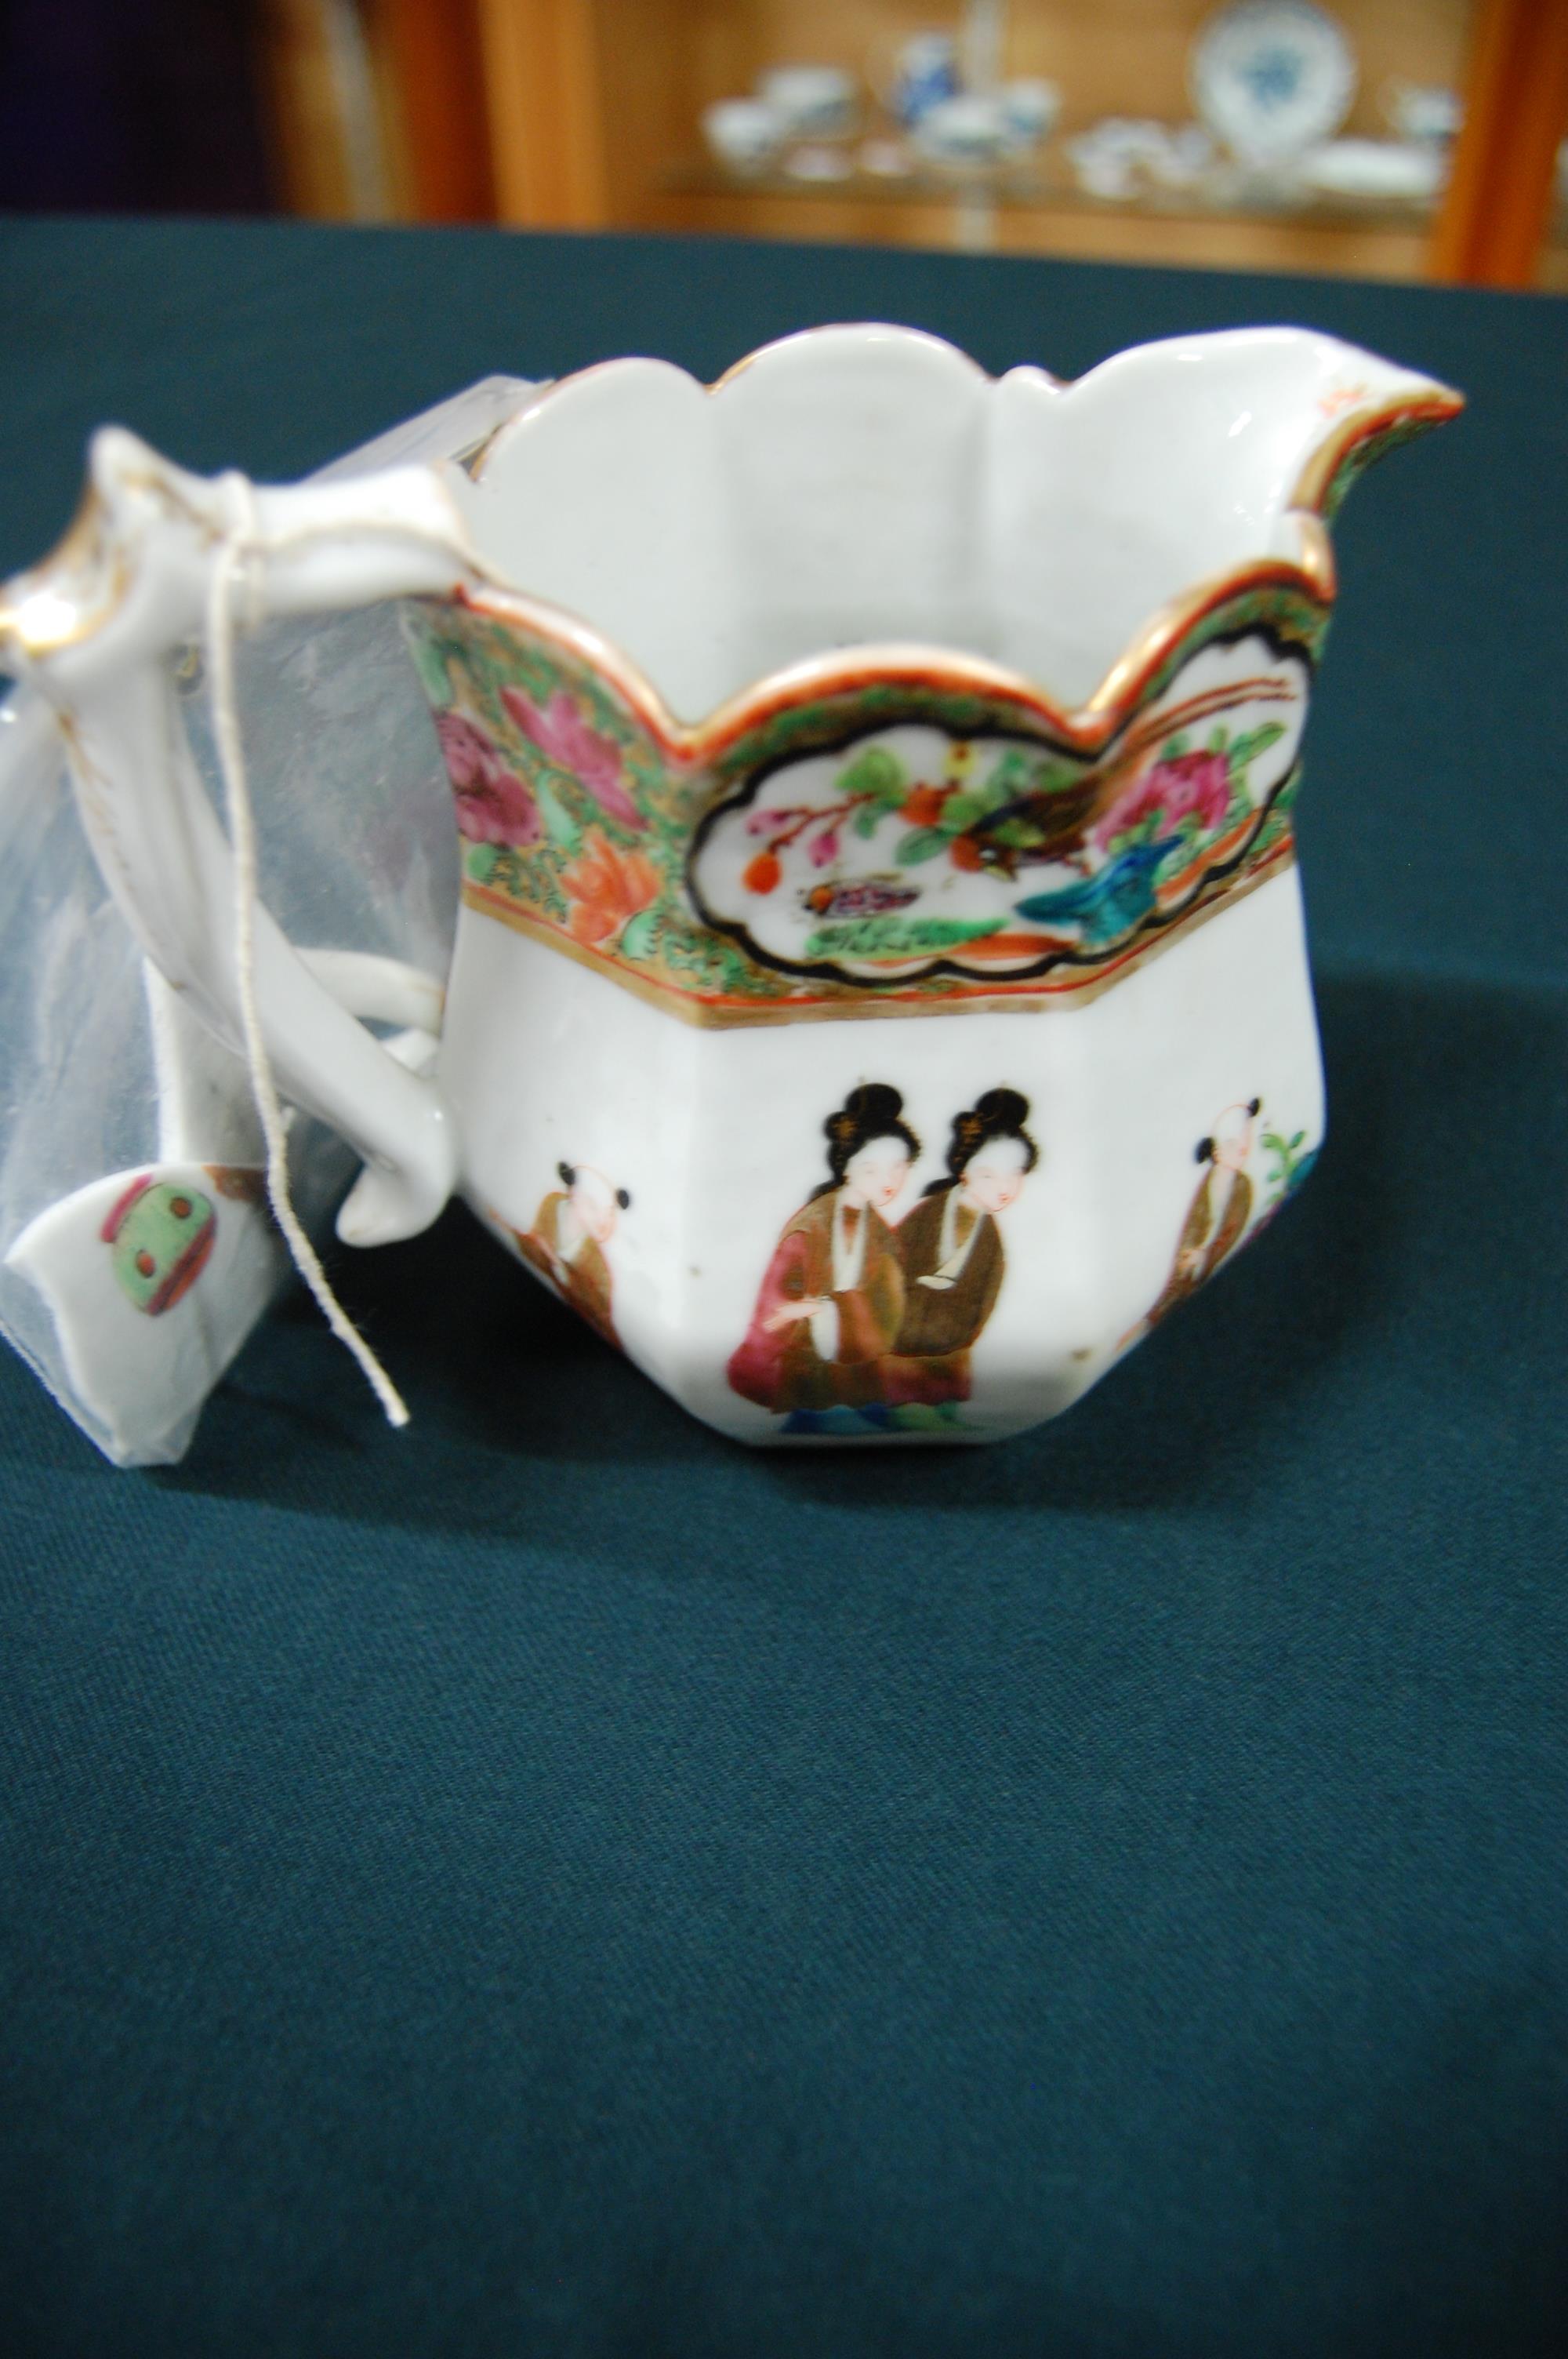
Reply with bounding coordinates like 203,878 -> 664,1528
0,427 -> 483,1249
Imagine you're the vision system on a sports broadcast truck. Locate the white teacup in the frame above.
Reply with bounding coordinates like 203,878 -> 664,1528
754,65 -> 858,140
702,98 -> 787,176
999,78 -> 1062,148
912,94 -> 1015,167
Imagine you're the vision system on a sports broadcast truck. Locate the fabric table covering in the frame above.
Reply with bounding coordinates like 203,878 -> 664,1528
0,217 -> 1564,2357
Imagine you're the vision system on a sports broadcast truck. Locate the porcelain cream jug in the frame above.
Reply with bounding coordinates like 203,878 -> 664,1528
0,325 -> 1461,1445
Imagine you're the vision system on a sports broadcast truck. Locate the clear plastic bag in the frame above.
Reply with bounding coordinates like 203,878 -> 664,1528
0,375 -> 533,1463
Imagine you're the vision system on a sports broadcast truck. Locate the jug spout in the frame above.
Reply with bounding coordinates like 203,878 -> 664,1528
1030,326 -> 1464,709
1200,328 -> 1465,532
1266,333 -> 1465,522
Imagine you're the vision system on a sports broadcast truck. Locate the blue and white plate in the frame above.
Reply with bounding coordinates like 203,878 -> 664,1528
1190,0 -> 1357,167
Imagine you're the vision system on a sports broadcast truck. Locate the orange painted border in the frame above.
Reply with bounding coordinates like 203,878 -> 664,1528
452,330 -> 1462,763
463,831 -> 1299,1029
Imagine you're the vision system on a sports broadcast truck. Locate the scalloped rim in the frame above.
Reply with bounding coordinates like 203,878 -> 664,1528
1,327 -> 1463,722
460,325 -> 1462,758
459,547 -> 1327,772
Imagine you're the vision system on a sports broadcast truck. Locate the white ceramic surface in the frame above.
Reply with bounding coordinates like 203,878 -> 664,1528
912,93 -> 1018,166
1000,78 -> 1062,147
702,97 -> 788,173
754,64 -> 858,138
0,324 -> 1462,1445
1382,80 -> 1461,147
1301,138 -> 1444,201
1067,119 -> 1214,200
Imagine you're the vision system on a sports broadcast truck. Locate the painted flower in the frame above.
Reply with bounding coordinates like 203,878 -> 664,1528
1095,748 -> 1231,849
500,685 -> 643,831
560,827 -> 661,949
436,710 -> 543,846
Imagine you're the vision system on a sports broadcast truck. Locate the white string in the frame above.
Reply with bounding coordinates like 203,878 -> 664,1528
205,474 -> 412,1428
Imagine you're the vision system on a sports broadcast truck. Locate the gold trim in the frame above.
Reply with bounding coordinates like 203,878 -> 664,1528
452,331 -> 1461,754
0,458 -> 223,664
1291,389 -> 1465,514
0,485 -> 129,660
456,558 -> 1323,780
3,333 -> 1461,700
460,839 -> 1296,1028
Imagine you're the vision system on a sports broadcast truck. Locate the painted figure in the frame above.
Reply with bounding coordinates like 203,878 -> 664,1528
1145,1096 -> 1261,1327
883,1089 -> 1038,1419
728,1083 -> 915,1430
509,1161 -> 630,1349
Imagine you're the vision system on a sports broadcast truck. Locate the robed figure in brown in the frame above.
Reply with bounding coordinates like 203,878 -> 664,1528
1145,1096 -> 1261,1328
728,1083 -> 916,1425
509,1161 -> 630,1350
883,1089 -> 1038,1415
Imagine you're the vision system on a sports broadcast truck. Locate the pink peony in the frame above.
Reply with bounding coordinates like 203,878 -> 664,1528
437,710 -> 543,847
500,686 -> 643,831
1095,749 -> 1231,849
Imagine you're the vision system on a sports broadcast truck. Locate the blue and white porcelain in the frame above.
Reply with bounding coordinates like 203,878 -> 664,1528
1190,0 -> 1357,169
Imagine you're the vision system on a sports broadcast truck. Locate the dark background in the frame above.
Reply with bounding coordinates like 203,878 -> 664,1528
1,219 -> 1565,2356
0,2 -> 271,213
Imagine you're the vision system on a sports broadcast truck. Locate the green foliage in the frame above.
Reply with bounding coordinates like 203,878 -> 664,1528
979,748 -> 1033,804
837,744 -> 907,805
618,908 -> 659,961
851,802 -> 884,841
533,777 -> 581,852
408,626 -> 459,707
1261,1126 -> 1308,1194
1229,721 -> 1287,772
895,827 -> 950,867
805,914 -> 1004,958
1112,811 -> 1165,852
938,791 -> 989,833
1029,758 -> 1085,800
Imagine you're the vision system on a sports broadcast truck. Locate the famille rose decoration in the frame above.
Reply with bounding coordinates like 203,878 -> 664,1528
0,325 -> 1461,1448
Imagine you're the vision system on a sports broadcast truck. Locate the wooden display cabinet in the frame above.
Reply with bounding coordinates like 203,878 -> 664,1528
260,1 -> 1568,288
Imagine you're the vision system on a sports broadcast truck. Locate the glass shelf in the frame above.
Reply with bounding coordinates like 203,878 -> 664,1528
666,151 -> 1455,238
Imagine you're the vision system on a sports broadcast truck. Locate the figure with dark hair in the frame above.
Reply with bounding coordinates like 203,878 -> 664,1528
728,1084 -> 916,1430
1144,1096 -> 1261,1328
882,1088 -> 1038,1420
507,1161 -> 631,1349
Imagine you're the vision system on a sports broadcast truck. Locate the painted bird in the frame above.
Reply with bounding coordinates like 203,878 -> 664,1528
1012,837 -> 1179,947
949,770 -> 1108,877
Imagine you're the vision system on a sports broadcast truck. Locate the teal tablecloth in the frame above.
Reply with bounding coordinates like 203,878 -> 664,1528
2,219 -> 1565,2357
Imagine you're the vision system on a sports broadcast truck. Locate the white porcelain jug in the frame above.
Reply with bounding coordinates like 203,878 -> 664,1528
0,325 -> 1461,1444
